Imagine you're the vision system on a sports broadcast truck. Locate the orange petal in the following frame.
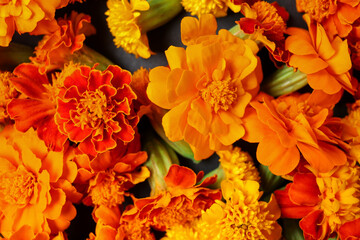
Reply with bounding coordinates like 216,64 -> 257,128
164,164 -> 197,188
289,55 -> 328,74
306,70 -> 342,94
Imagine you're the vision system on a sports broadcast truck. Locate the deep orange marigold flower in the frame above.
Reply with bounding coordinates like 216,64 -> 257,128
237,1 -> 290,64
180,0 -> 241,17
0,125 -> 81,238
339,218 -> 360,240
121,164 -> 221,231
147,14 -> 262,160
2,226 -> 67,240
296,0 -> 360,38
285,14 -> 357,95
7,63 -> 68,151
73,132 -> 150,207
0,71 -> 19,123
274,159 -> 360,240
30,11 -> 96,74
55,64 -> 139,157
202,180 -> 282,240
0,0 -> 74,47
243,90 -> 349,175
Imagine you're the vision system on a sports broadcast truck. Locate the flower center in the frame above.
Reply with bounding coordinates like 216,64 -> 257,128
89,171 -> 127,207
77,89 -> 110,129
0,167 -> 35,206
297,0 -> 334,22
220,202 -> 276,239
200,78 -> 237,113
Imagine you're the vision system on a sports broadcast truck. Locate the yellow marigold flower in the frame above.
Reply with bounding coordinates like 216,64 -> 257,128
162,219 -> 221,240
202,180 -> 282,240
217,146 -> 260,184
147,14 -> 262,160
0,71 -> 19,123
105,0 -> 182,59
181,0 -> 241,17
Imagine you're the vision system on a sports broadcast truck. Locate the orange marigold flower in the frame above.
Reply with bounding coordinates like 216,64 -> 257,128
342,99 -> 360,164
180,0 -> 241,17
0,71 -> 19,123
7,63 -> 68,151
0,125 -> 81,238
55,64 -> 139,157
296,0 -> 360,38
237,1 -> 290,64
339,218 -> 360,240
87,205 -> 155,240
274,159 -> 360,240
243,90 -> 349,175
147,14 -> 262,160
121,164 -> 221,231
285,14 -> 357,95
30,11 -> 96,74
73,133 -> 150,207
1,226 -> 67,240
0,0 -> 73,47
202,180 -> 282,240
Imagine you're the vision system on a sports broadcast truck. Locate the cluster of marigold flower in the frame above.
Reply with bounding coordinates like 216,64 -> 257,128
1,0 -> 360,239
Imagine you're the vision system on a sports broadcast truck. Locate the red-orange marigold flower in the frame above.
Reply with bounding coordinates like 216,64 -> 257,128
0,71 -> 19,123
55,64 -> 139,157
0,125 -> 81,238
7,63 -> 68,151
296,0 -> 360,38
147,14 -> 262,160
243,90 -> 349,175
30,11 -> 96,74
237,1 -> 290,64
274,160 -> 360,240
285,14 -> 357,95
121,164 -> 221,231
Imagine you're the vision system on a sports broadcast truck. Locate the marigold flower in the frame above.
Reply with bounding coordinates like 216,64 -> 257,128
342,99 -> 360,164
274,159 -> 360,240
0,71 -> 19,123
338,218 -> 360,240
162,219 -> 221,240
285,14 -> 357,95
7,63 -> 68,151
30,11 -> 96,74
0,125 -> 81,238
55,64 -> 139,157
180,0 -> 241,17
147,14 -> 263,160
202,180 -> 282,240
243,90 -> 349,175
237,1 -> 290,64
217,146 -> 260,183
73,133 -> 150,207
87,205 -> 155,240
0,0 -> 77,47
2,226 -> 67,240
105,0 -> 182,59
121,164 -> 221,231
296,0 -> 360,38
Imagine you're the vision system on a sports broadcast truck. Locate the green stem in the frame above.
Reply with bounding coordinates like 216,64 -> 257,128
199,165 -> 225,189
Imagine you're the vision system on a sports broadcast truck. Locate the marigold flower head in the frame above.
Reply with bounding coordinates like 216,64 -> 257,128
217,146 -> 260,184
147,14 -> 262,160
55,64 -> 139,157
285,14 -> 357,95
202,180 -> 282,240
236,1 -> 290,64
121,164 -> 221,231
342,100 -> 360,164
275,159 -> 360,240
88,205 -> 155,240
0,125 -> 81,238
30,11 -> 96,74
73,133 -> 150,207
180,0 -> 241,17
296,0 -> 360,38
1,226 -> 67,240
7,63 -> 68,151
243,90 -> 349,175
